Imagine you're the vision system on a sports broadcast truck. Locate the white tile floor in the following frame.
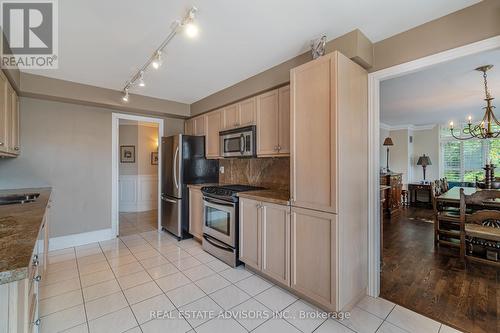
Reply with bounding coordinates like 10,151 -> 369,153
38,230 -> 464,333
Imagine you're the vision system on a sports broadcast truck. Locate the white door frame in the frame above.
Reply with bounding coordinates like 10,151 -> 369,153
367,35 -> 500,297
111,113 -> 165,236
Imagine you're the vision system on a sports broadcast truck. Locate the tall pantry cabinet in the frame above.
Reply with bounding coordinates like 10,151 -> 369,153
290,51 -> 368,311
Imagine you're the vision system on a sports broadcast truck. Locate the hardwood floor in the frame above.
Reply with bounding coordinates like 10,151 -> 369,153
119,210 -> 157,236
381,207 -> 500,333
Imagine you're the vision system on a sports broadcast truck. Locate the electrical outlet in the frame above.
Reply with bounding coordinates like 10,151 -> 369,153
219,166 -> 224,174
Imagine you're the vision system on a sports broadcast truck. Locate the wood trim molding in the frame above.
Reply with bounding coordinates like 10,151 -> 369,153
367,35 -> 500,298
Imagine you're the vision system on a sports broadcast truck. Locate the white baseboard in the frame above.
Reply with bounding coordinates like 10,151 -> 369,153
49,228 -> 115,251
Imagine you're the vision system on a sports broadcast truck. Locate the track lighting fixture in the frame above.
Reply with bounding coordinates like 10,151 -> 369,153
120,6 -> 199,102
122,89 -> 129,102
151,51 -> 162,69
138,71 -> 145,87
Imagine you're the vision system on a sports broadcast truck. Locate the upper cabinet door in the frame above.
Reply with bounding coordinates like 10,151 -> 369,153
223,104 -> 239,130
185,119 -> 194,135
256,89 -> 279,156
10,91 -> 19,154
194,115 -> 206,136
290,54 -> 337,213
239,97 -> 256,126
0,72 -> 8,154
278,86 -> 290,155
205,110 -> 222,159
5,83 -> 13,154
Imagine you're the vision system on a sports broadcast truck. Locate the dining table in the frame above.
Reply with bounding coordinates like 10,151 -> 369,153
437,186 -> 500,207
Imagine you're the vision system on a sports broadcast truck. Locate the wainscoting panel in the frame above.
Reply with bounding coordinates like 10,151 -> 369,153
119,174 -> 158,212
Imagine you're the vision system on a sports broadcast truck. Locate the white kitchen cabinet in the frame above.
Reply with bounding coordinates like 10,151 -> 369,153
0,70 -> 20,157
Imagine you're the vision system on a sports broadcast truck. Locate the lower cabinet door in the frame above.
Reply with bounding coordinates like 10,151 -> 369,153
290,206 -> 337,311
239,198 -> 261,270
189,188 -> 204,240
261,202 -> 290,286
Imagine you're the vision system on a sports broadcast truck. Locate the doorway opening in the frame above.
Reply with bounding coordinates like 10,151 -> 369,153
368,36 -> 500,333
111,113 -> 164,237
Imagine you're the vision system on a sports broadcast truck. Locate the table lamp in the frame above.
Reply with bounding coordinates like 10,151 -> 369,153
417,154 -> 432,181
383,137 -> 394,171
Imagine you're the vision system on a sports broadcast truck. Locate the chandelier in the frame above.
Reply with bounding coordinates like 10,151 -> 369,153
449,65 -> 498,140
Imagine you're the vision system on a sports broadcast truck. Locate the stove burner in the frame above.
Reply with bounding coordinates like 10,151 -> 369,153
201,184 -> 264,202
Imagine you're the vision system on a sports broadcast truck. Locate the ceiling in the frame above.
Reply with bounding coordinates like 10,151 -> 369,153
381,48 -> 500,127
24,0 -> 479,104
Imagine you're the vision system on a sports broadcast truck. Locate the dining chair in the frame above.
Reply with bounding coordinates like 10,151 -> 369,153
432,182 -> 464,249
459,188 -> 500,262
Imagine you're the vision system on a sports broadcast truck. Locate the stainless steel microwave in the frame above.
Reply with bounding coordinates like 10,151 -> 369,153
219,125 -> 256,158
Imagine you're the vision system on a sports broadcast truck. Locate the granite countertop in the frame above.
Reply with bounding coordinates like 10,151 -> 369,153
237,190 -> 290,205
187,183 -> 219,190
0,187 -> 52,285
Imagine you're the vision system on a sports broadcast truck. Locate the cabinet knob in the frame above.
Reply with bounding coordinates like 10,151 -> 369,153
33,275 -> 42,282
14,146 -> 19,150
274,146 -> 278,151
0,142 -> 3,146
34,318 -> 41,326
277,145 -> 281,151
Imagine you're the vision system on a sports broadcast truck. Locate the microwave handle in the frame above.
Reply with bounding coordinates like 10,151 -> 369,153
240,134 -> 245,154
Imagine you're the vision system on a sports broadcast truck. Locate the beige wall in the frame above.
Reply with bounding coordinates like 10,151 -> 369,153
387,129 -> 411,187
0,97 -> 183,238
119,124 -> 158,176
411,126 -> 440,183
190,0 -> 499,116
0,97 -> 112,238
119,125 -> 139,176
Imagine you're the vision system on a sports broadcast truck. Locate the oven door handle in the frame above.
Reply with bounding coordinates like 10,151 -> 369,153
203,234 -> 234,252
204,197 -> 234,207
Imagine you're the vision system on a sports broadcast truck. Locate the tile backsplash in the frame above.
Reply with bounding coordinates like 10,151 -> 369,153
219,157 -> 290,192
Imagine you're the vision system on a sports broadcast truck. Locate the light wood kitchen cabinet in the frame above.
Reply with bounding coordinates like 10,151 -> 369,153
261,202 -> 290,285
205,110 -> 222,159
256,86 -> 290,156
222,97 -> 257,130
239,198 -> 290,286
256,89 -> 279,155
184,119 -> 194,135
291,207 -> 337,311
277,86 -> 290,154
0,70 -> 20,157
222,104 -> 239,130
0,71 -> 9,155
290,51 -> 368,311
239,198 -> 261,270
189,188 -> 204,240
0,198 -> 50,333
193,115 -> 206,136
238,97 -> 256,126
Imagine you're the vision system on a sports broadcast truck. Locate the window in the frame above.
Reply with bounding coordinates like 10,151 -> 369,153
440,125 -> 500,182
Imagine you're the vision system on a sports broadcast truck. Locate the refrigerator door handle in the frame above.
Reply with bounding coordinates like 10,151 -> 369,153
161,195 -> 177,204
173,146 -> 179,189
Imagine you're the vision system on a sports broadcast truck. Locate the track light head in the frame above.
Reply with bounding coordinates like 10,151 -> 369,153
151,51 -> 162,69
185,22 -> 198,38
122,89 -> 129,102
138,71 -> 145,87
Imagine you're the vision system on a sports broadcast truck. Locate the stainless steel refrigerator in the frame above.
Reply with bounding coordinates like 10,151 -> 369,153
161,135 -> 219,239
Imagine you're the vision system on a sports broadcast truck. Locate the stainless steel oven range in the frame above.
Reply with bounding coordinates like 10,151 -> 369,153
201,184 -> 263,267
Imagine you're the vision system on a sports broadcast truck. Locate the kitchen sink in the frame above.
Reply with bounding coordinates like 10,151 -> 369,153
0,193 -> 40,205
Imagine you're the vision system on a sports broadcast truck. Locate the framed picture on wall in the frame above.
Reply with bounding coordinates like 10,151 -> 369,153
151,151 -> 158,165
120,145 -> 135,163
